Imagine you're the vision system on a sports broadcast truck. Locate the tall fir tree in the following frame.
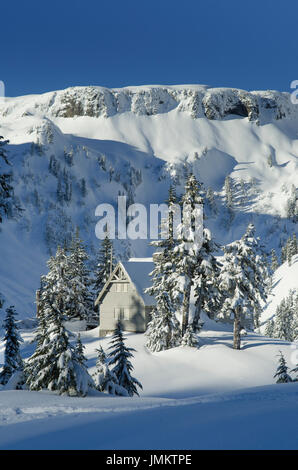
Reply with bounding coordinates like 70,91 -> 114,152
145,291 -> 181,352
145,184 -> 182,350
172,174 -> 204,335
0,306 -> 23,385
108,320 -> 142,396
264,318 -> 275,338
93,234 -> 115,299
93,345 -> 128,395
67,228 -> 93,321
218,224 -> 268,349
25,298 -> 94,396
192,228 -> 221,330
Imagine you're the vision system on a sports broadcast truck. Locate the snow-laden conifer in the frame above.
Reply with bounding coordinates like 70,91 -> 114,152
192,228 -> 220,330
274,352 -> 292,383
274,298 -> 293,342
172,174 -> 204,335
181,324 -> 199,348
145,185 -> 182,349
264,318 -> 275,338
0,306 -> 23,385
25,247 -> 94,396
270,249 -> 279,272
67,229 -> 93,320
108,321 -> 142,396
93,234 -> 115,299
0,136 -> 21,224
218,224 -> 268,349
93,345 -> 128,395
25,303 -> 94,396
145,291 -> 181,352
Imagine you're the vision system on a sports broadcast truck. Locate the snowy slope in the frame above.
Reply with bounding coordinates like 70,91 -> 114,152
0,84 -> 297,317
261,254 -> 298,327
0,322 -> 298,449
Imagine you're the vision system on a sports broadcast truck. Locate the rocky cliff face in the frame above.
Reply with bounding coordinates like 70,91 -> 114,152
2,84 -> 297,123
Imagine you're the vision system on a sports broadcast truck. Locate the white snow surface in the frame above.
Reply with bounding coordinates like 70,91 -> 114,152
1,320 -> 298,449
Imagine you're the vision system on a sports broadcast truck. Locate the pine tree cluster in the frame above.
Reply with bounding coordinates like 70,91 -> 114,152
265,289 -> 298,342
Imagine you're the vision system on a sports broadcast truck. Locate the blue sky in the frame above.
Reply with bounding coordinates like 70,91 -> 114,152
1,0 -> 297,96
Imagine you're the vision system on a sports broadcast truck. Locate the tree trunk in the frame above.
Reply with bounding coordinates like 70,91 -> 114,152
233,307 -> 241,350
181,282 -> 191,336
192,284 -> 202,331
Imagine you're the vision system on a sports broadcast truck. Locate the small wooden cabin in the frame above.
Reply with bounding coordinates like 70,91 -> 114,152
95,258 -> 156,336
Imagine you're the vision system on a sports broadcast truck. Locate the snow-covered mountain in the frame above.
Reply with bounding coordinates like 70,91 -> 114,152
0,84 -> 297,317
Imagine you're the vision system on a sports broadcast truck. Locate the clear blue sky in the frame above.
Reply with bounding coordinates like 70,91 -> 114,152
1,0 -> 297,96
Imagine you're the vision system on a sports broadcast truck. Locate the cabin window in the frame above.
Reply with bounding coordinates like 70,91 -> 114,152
114,307 -> 130,320
115,283 -> 129,292
114,307 -> 121,318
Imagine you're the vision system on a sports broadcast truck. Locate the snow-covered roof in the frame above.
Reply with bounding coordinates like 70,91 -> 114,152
121,261 -> 156,305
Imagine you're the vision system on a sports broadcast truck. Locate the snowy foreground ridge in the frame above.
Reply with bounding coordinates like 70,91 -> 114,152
1,322 -> 298,450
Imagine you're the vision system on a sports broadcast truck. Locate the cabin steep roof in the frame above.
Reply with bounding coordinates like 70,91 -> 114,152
95,259 -> 156,306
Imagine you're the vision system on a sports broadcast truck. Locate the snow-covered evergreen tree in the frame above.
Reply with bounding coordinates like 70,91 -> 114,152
286,184 -> 298,222
39,246 -> 71,320
206,187 -> 217,215
274,352 -> 292,383
172,174 -> 204,335
192,228 -> 220,330
271,249 -> 279,272
286,234 -> 298,266
67,229 -> 93,320
25,301 -> 94,396
145,292 -> 181,352
218,224 -> 268,349
0,136 -> 21,224
108,320 -> 142,396
264,318 -> 275,338
93,234 -> 115,299
93,345 -> 128,395
0,306 -> 23,385
145,185 -> 182,349
274,298 -> 293,342
181,324 -> 199,348
273,289 -> 298,341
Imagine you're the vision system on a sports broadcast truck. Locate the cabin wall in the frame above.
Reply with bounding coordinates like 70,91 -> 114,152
99,281 -> 147,336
